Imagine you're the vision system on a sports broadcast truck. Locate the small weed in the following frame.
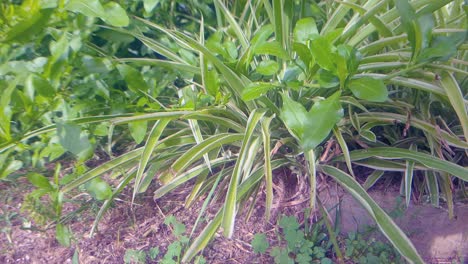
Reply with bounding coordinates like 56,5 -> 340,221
124,215 -> 206,264
344,232 -> 402,264
253,215 -> 333,264
252,215 -> 402,264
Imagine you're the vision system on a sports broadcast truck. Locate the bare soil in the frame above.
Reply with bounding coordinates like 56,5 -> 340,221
1,170 -> 467,264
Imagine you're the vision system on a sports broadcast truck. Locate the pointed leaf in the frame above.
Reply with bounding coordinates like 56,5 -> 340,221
242,82 -> 276,101
293,17 -> 318,43
128,121 -> 148,144
348,77 -> 388,102
302,92 -> 343,150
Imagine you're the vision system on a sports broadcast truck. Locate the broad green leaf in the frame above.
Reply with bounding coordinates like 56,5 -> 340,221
242,82 -> 276,101
4,9 -> 53,43
103,2 -> 129,27
314,70 -> 340,89
56,123 -> 91,156
320,165 -> 424,264
144,0 -> 160,13
66,0 -> 129,27
302,92 -> 343,151
128,121 -> 148,144
293,17 -> 318,43
0,160 -> 23,179
117,64 -> 149,93
254,41 -> 289,59
256,60 -> 279,75
348,77 -> 388,102
280,93 -> 308,140
417,33 -> 466,63
85,177 -> 112,200
310,36 -> 335,71
293,43 -> 312,68
25,74 -> 55,99
27,173 -> 53,190
66,0 -> 105,18
252,233 -> 269,254
56,223 -> 72,247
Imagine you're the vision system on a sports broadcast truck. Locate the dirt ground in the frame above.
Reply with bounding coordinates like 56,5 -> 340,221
1,170 -> 467,264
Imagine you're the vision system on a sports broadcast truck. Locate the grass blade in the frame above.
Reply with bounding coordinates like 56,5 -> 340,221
61,148 -> 143,193
439,71 -> 468,143
223,109 -> 266,237
133,119 -> 171,201
261,114 -> 274,221
338,147 -> 468,181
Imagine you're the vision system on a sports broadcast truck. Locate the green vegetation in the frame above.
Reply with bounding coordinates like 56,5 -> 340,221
1,0 -> 467,263
123,215 -> 206,264
252,215 -> 402,264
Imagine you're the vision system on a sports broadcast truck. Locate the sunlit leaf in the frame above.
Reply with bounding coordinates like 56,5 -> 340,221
348,77 -> 388,102
293,17 -> 318,43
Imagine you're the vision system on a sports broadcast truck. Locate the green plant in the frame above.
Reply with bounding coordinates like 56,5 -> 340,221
123,215 -> 206,264
344,231 -> 402,264
1,1 -> 467,263
252,215 -> 402,264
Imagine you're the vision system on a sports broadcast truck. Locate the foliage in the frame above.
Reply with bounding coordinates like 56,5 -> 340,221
252,215 -> 401,264
1,0 -> 467,263
123,215 -> 205,264
344,231 -> 402,264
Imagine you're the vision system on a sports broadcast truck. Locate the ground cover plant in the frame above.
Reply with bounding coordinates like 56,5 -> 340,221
1,0 -> 467,263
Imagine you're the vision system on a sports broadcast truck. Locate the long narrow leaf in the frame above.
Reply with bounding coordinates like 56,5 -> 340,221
320,165 -> 424,264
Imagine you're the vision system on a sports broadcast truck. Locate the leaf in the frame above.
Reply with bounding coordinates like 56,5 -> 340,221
280,93 -> 308,140
4,9 -> 53,43
25,74 -> 55,99
222,110 -> 266,238
348,77 -> 388,102
310,36 -> 335,71
103,2 -> 129,27
293,43 -> 312,68
85,177 -> 112,200
321,165 -> 424,264
293,17 -> 318,43
417,33 -> 466,63
256,60 -> 279,75
393,0 -> 418,60
128,121 -> 148,144
56,123 -> 91,156
66,0 -> 106,19
254,41 -> 289,59
56,223 -> 72,247
144,0 -> 160,13
439,71 -> 468,143
242,82 -> 276,101
27,173 -> 53,190
0,160 -> 23,179
117,64 -> 149,93
340,148 -> 468,181
66,0 -> 129,27
302,92 -> 343,150
252,233 -> 269,254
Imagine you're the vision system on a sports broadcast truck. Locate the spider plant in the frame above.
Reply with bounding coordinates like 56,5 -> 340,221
2,0 -> 467,263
